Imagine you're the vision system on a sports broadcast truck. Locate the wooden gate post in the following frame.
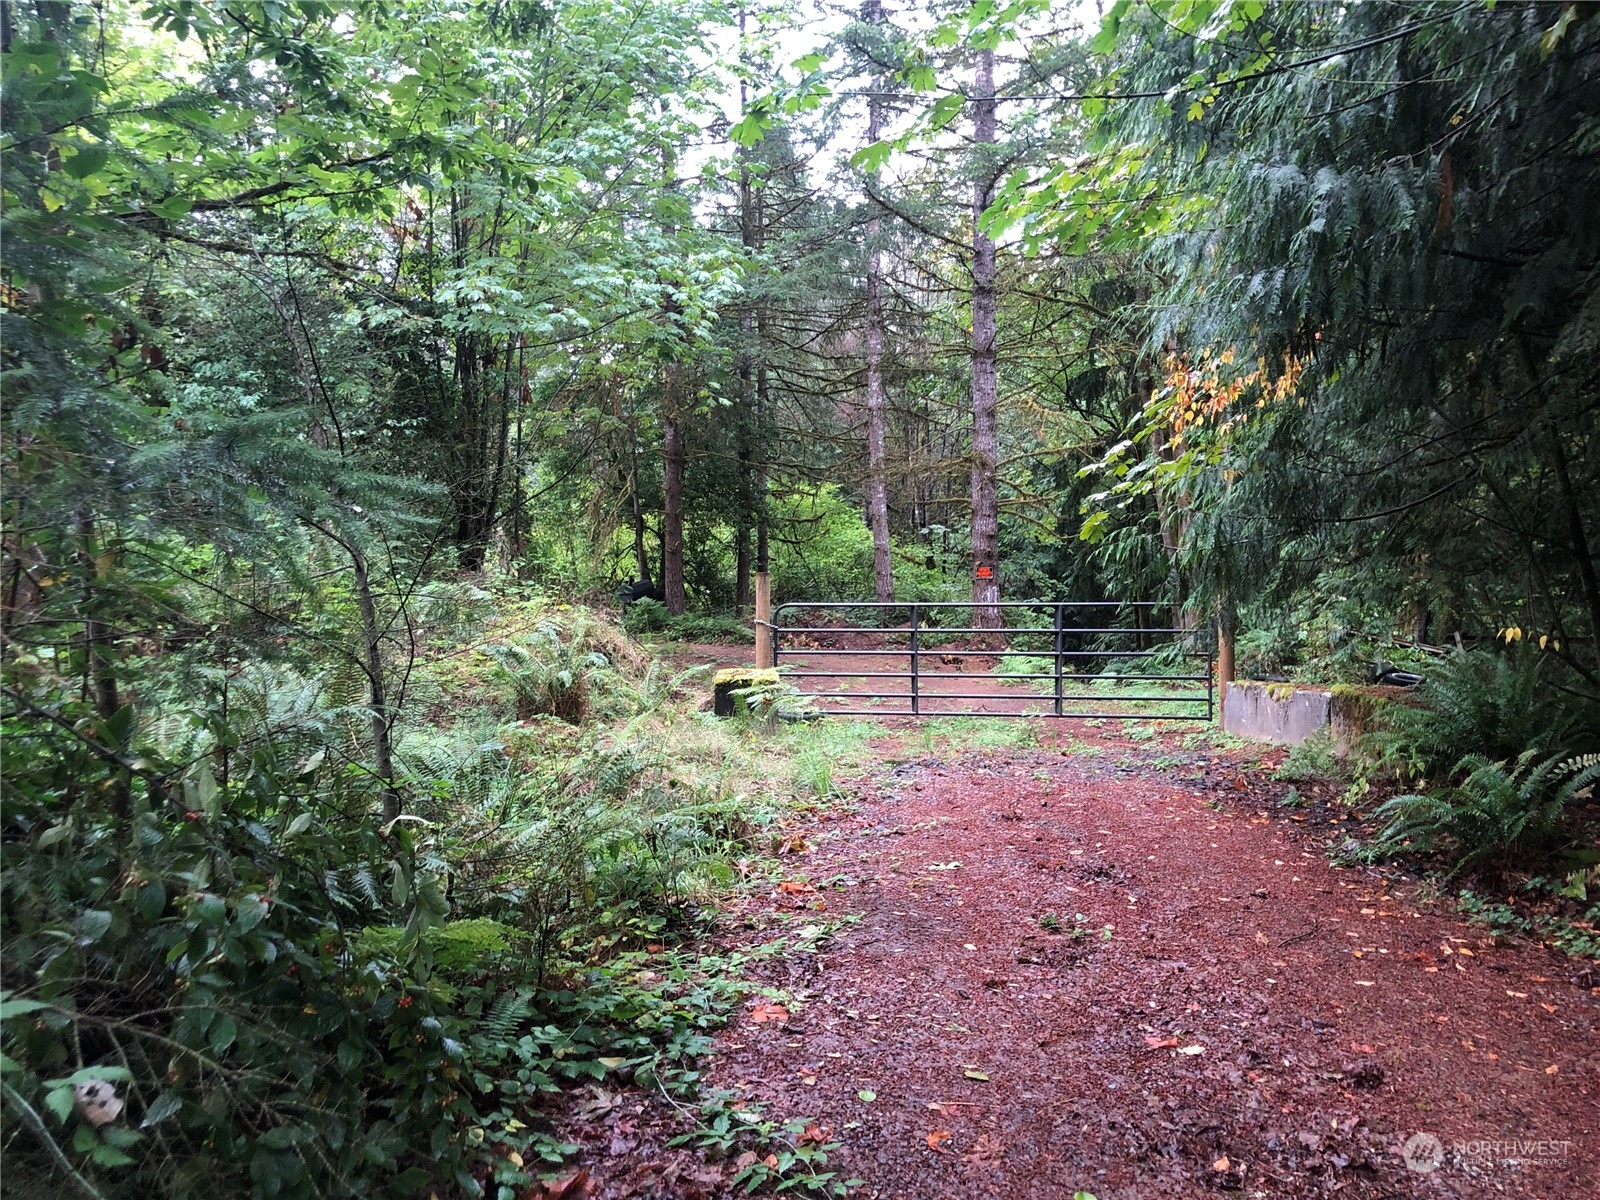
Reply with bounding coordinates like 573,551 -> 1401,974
755,572 -> 773,668
1217,622 -> 1236,691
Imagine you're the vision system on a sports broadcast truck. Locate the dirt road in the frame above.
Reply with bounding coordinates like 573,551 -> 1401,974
706,736 -> 1598,1198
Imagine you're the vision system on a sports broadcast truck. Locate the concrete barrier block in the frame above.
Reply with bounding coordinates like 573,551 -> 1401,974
1221,680 -> 1332,745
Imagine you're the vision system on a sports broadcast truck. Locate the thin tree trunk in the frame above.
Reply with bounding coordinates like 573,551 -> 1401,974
735,6 -> 756,616
658,138 -> 688,617
735,324 -> 753,614
632,487 -> 652,584
75,512 -> 119,723
627,389 -> 653,583
308,518 -> 403,825
755,162 -> 771,579
350,542 -> 403,825
662,388 -> 686,615
969,46 -> 1001,632
862,0 -> 894,604
1549,427 -> 1600,666
76,509 -> 127,818
757,356 -> 770,575
864,272 -> 894,603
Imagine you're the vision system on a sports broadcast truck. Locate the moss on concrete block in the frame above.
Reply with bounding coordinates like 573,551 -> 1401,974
712,667 -> 781,717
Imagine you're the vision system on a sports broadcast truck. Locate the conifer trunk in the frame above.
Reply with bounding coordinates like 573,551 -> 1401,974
351,544 -> 402,826
737,38 -> 757,614
970,47 -> 1001,632
662,389 -> 686,616
862,0 -> 894,604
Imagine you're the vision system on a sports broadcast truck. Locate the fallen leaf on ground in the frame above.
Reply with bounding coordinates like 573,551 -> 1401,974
749,1002 -> 790,1023
858,1089 -> 877,1102
778,880 -> 814,894
1178,1045 -> 1205,1055
927,1130 -> 952,1150
964,1069 -> 990,1081
1144,1036 -> 1179,1049
964,1133 -> 1007,1162
1213,1156 -> 1231,1172
527,1169 -> 591,1199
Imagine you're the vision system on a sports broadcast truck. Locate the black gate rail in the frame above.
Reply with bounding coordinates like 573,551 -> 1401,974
771,600 -> 1213,720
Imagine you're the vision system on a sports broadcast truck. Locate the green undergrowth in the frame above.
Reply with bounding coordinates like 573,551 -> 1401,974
1333,650 -> 1600,892
671,1091 -> 861,1198
622,598 -> 756,645
1272,731 -> 1347,784
1455,888 -> 1600,961
0,594 -> 884,1200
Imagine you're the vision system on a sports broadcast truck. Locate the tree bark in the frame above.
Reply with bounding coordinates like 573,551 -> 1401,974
1217,596 -> 1237,699
304,522 -> 404,827
657,138 -> 688,617
863,239 -> 893,604
862,0 -> 894,604
757,355 -> 770,574
662,383 -> 686,615
75,509 -> 127,818
755,178 -> 771,578
735,5 -> 756,615
629,405 -> 652,584
970,46 -> 1001,632
349,542 -> 403,826
1549,426 -> 1600,666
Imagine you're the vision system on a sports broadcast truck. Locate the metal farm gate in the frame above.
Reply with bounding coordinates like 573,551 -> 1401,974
770,600 -> 1214,720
